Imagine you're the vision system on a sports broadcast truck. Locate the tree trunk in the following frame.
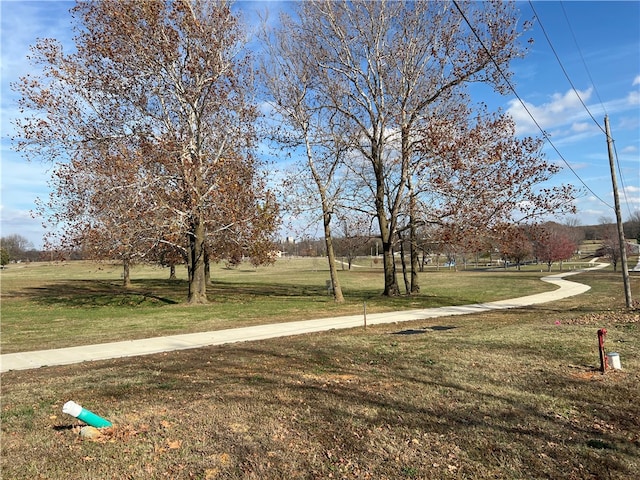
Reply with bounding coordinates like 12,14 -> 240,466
382,241 -> 400,296
323,210 -> 344,303
169,264 -> 176,280
122,257 -> 131,288
408,179 -> 420,294
188,217 -> 208,304
375,155 -> 400,297
204,248 -> 211,285
410,245 -> 420,291
399,233 -> 410,294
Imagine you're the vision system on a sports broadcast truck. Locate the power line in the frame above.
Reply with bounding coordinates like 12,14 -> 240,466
559,1 -> 608,115
534,1 -> 634,218
451,0 -> 613,210
528,0 -> 606,135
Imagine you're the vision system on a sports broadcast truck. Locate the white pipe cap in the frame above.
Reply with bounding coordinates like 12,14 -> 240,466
62,401 -> 82,418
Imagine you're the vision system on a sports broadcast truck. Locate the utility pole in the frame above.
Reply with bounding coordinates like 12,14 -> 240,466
604,115 -> 633,308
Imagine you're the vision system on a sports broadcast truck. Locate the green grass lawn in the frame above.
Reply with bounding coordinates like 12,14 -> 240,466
1,259 -> 639,479
1,258 -> 555,353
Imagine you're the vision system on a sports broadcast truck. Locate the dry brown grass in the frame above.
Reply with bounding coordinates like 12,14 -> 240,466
1,269 -> 639,479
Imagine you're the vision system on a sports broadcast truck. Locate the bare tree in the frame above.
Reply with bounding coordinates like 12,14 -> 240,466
261,16 -> 355,303
275,0 -> 528,296
334,213 -> 373,270
0,234 -> 34,262
597,222 -> 633,272
13,0 -> 278,303
624,210 -> 640,243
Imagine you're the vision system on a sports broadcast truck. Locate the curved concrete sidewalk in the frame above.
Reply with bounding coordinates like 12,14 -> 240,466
0,263 -> 608,373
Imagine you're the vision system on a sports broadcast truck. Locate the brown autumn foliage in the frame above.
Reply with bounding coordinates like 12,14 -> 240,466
417,106 -> 577,229
13,0 -> 279,302
495,224 -> 535,270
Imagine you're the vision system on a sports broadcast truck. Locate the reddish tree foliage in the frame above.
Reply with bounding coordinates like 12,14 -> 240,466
533,224 -> 577,272
412,105 -> 576,276
496,224 -> 534,270
416,106 -> 577,230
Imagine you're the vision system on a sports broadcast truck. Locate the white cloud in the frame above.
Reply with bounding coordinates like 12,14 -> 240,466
507,87 -> 594,135
621,145 -> 638,154
0,206 -> 46,249
622,186 -> 640,209
571,122 -> 591,133
626,75 -> 640,105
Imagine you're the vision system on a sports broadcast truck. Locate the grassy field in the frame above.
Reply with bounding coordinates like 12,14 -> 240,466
1,259 -> 639,479
0,259 -> 564,353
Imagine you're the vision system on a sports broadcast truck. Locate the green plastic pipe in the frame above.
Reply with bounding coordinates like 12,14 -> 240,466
62,401 -> 112,428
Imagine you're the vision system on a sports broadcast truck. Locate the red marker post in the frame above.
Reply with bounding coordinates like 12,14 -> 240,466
597,329 -> 608,373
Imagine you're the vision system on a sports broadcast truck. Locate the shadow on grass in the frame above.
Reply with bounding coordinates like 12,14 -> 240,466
13,276 -> 486,311
52,425 -> 75,431
18,279 -> 182,307
208,280 -> 333,298
392,326 -> 457,335
18,279 -> 338,308
212,279 -> 487,310
13,266 -> 625,312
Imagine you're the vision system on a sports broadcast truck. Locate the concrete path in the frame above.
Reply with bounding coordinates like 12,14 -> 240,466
0,263 -> 608,373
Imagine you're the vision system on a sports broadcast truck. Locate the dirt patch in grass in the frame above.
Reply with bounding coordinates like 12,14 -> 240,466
563,310 -> 640,325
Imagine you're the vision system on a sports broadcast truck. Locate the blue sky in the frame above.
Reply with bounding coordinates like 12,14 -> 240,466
1,1 -> 639,249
